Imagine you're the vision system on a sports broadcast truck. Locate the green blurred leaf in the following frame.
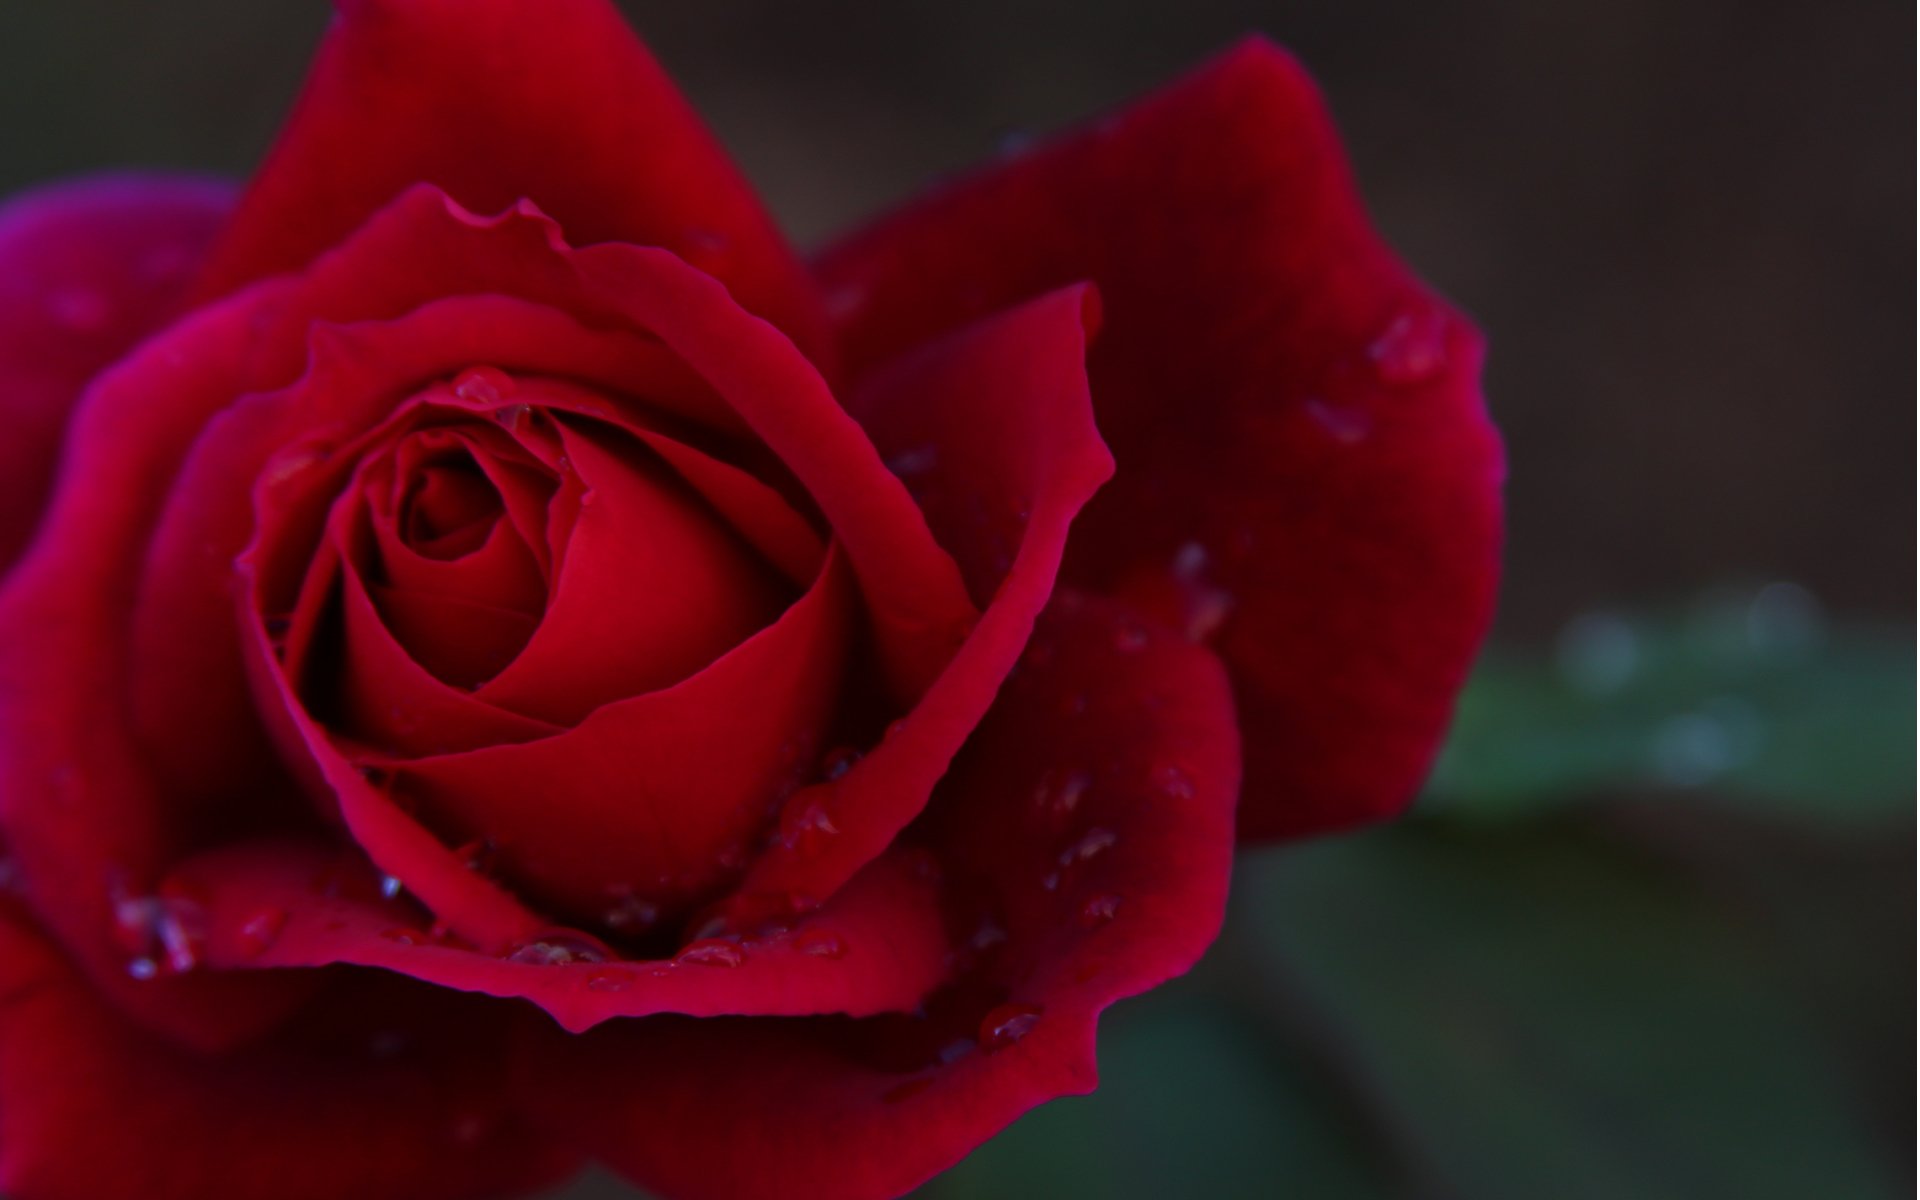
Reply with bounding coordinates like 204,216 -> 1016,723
1427,587 -> 1914,827
1232,820 -> 1900,1200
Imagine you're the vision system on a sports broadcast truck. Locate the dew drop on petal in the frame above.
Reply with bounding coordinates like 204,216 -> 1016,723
794,928 -> 846,959
677,939 -> 746,969
978,1003 -> 1043,1051
379,874 -> 404,901
1367,308 -> 1449,385
1079,893 -> 1123,927
780,800 -> 840,854
453,365 -> 513,406
821,745 -> 863,782
585,967 -> 637,993
235,907 -> 289,958
1059,827 -> 1119,867
1032,768 -> 1092,820
602,890 -> 662,937
1169,541 -> 1236,641
507,929 -> 613,966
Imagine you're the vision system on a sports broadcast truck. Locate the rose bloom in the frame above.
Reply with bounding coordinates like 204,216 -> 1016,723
0,2 -> 1500,1198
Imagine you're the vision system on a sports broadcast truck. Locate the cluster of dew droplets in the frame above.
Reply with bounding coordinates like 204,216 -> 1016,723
111,884 -> 209,980
1303,306 -> 1453,446
1366,307 -> 1450,386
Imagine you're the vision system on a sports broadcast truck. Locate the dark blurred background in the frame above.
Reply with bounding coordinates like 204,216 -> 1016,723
1,2 -> 1910,1198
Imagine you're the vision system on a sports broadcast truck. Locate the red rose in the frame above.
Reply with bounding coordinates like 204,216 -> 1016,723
0,3 -> 1501,1199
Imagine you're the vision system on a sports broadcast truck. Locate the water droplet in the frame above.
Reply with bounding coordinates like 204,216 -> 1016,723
112,889 -> 207,977
1079,893 -> 1123,927
492,402 -> 533,431
602,890 -> 662,936
794,928 -> 846,959
585,967 -> 637,993
978,1003 -> 1043,1051
48,286 -> 110,332
455,839 -> 499,874
1367,309 -> 1448,384
507,929 -> 613,966
1556,612 -> 1640,696
821,745 -> 863,781
380,926 -> 427,946
677,939 -> 745,968
780,799 -> 839,854
1304,397 -> 1373,445
379,874 -> 404,901
1032,768 -> 1092,819
235,907 -> 289,958
1058,827 -> 1119,867
453,365 -> 513,406
968,919 -> 1009,955
1167,541 -> 1238,643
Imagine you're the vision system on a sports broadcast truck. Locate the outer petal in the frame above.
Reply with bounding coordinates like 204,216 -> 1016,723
196,0 -> 828,360
817,38 -> 1504,841
170,837 -> 950,1034
0,902 -> 577,1200
0,173 -> 232,570
515,594 -> 1240,1200
723,286 -> 1113,918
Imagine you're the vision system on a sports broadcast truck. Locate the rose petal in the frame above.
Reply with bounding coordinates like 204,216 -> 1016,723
515,593 -> 1239,1200
471,416 -> 788,724
195,0 -> 827,360
816,38 -> 1503,841
0,901 -> 577,1200
391,546 -> 854,924
0,173 -> 233,570
725,287 -> 1112,917
171,836 -> 950,1034
0,267 -> 327,1048
131,283 -> 757,804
